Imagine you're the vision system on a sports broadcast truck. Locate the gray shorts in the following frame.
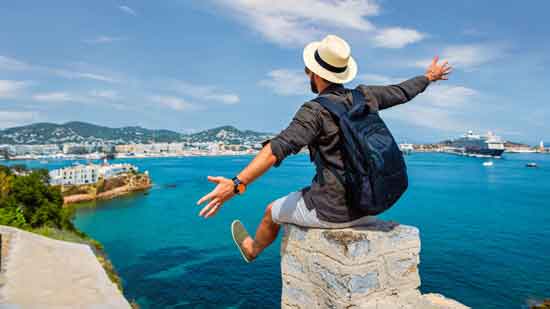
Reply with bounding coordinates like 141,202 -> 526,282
270,191 -> 376,228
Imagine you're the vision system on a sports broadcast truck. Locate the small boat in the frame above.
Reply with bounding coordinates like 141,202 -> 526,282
482,161 -> 493,167
526,162 -> 538,168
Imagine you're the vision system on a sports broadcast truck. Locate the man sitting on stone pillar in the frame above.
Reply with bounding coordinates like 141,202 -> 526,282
196,34 -> 451,262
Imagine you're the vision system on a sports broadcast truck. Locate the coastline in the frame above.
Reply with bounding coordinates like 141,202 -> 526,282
63,182 -> 152,205
2,150 -> 549,163
62,173 -> 152,206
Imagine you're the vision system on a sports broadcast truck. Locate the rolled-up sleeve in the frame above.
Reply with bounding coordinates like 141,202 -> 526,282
358,75 -> 430,110
262,102 -> 322,167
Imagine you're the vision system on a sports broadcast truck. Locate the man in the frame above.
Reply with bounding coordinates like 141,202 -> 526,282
196,34 -> 451,262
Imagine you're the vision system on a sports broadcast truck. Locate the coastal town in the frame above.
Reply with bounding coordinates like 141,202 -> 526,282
0,122 -> 548,161
0,123 -> 270,160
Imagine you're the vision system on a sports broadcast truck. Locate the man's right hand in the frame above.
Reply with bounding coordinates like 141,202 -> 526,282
425,56 -> 452,82
196,176 -> 235,218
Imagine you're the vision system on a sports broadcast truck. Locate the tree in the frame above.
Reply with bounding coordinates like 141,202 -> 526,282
0,170 -> 13,202
0,169 -> 75,231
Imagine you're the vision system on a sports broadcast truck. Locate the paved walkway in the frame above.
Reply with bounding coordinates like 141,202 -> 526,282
0,226 -> 130,309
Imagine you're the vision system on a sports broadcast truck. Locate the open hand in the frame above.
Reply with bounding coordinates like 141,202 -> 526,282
196,176 -> 235,218
425,56 -> 452,82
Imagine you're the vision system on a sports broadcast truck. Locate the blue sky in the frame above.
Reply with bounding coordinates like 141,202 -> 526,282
0,1 -> 548,144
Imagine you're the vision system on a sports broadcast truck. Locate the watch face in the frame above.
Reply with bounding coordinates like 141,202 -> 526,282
237,183 -> 246,193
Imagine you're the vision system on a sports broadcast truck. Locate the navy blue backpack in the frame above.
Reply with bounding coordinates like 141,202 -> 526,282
312,89 -> 408,215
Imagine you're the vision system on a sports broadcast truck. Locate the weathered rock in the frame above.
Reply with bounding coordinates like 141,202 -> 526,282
280,219 -> 469,309
0,225 -> 130,308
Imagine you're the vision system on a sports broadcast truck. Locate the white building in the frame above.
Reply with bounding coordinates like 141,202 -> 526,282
49,161 -> 138,186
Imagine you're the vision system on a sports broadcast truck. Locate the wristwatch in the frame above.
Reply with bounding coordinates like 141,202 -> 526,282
232,176 -> 246,195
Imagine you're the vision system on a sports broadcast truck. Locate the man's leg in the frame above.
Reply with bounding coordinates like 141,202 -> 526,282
241,203 -> 280,260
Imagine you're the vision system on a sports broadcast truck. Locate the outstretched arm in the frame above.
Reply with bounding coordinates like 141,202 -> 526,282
362,56 -> 452,110
196,102 -> 322,218
196,143 -> 277,218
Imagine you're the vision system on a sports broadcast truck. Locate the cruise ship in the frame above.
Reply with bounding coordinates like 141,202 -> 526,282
444,131 -> 505,158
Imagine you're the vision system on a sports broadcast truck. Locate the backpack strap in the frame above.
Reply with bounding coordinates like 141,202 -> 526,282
349,89 -> 369,116
311,95 -> 349,187
312,95 -> 348,119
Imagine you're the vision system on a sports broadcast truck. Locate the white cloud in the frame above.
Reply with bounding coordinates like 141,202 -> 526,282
420,84 -> 478,108
89,90 -> 119,100
359,73 -> 402,85
387,105 -> 464,132
83,36 -> 125,44
32,92 -> 78,103
413,44 -> 502,70
0,111 -> 38,129
150,95 -> 193,111
259,69 -> 309,96
118,5 -> 137,16
0,56 -> 31,70
0,55 -> 121,83
216,0 -> 424,48
373,27 -> 425,49
172,81 -> 240,104
52,69 -> 121,83
32,90 -> 124,108
379,78 -> 479,132
0,80 -> 31,98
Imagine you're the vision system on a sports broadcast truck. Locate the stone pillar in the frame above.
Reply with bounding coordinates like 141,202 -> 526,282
280,219 -> 468,309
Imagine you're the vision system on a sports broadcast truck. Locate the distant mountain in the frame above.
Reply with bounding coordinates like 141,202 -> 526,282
0,122 -> 272,145
187,125 -> 271,144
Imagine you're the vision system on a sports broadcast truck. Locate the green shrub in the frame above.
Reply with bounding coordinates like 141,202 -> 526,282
0,167 -> 74,231
0,206 -> 28,228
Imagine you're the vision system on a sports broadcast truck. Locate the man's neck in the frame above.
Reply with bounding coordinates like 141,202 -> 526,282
319,83 -> 342,95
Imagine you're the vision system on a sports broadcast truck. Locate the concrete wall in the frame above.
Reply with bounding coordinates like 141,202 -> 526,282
0,225 -> 130,309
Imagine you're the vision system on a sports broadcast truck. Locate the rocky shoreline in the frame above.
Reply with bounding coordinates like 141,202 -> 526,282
62,173 -> 152,206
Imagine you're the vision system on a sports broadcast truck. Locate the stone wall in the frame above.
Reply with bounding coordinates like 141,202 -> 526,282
280,219 -> 469,309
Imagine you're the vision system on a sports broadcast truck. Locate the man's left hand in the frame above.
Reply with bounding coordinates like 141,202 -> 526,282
196,176 -> 235,218
425,56 -> 452,82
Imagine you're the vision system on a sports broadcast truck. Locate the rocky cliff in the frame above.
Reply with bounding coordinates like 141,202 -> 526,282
280,219 -> 469,309
62,173 -> 152,205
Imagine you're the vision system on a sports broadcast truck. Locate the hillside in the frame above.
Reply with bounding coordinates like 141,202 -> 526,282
186,125 -> 272,144
0,122 -> 272,145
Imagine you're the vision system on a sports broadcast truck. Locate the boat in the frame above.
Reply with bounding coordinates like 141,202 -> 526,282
399,143 -> 414,155
526,162 -> 538,168
483,161 -> 494,167
444,131 -> 505,158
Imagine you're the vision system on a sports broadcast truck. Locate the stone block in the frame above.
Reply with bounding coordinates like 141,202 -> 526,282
280,219 -> 468,309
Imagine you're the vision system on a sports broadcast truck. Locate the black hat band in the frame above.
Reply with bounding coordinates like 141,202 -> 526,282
314,50 -> 347,73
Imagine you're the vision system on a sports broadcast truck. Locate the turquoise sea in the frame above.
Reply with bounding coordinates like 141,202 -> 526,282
14,153 -> 550,308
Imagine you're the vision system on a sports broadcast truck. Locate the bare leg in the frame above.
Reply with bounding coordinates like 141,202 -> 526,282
242,203 -> 280,260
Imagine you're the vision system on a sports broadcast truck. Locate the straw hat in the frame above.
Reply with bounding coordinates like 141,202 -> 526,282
303,34 -> 357,84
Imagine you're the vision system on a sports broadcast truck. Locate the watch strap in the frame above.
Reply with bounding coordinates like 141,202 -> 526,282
232,176 -> 244,194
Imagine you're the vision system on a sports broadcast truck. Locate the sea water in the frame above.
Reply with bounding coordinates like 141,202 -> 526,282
15,153 -> 550,308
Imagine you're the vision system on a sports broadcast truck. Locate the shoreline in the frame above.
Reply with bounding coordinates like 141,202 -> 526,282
63,183 -> 152,206
61,172 -> 152,206
2,150 -> 549,163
